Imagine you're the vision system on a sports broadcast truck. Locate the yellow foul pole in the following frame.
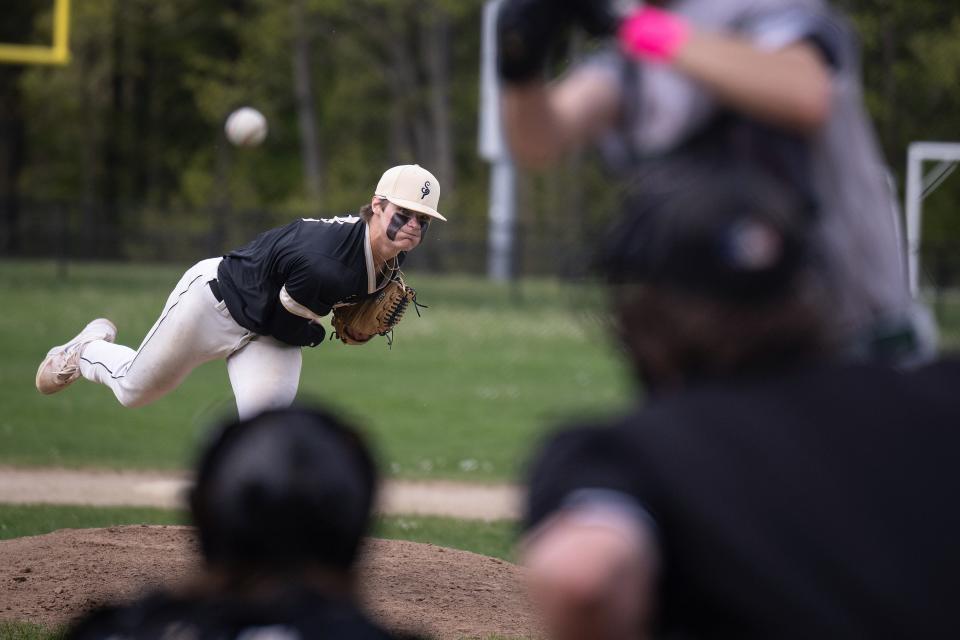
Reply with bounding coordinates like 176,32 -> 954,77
0,0 -> 71,66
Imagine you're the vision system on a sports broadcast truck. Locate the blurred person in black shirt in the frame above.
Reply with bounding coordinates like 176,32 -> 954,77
67,406 -> 420,640
521,162 -> 960,640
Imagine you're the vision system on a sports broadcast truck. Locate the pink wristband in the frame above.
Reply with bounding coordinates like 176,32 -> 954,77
618,7 -> 690,63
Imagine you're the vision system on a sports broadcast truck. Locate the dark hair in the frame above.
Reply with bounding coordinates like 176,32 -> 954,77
190,406 -> 377,574
358,197 -> 387,223
598,159 -> 831,389
612,283 -> 828,390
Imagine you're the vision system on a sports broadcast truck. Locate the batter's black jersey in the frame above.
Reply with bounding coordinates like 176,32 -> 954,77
217,216 -> 404,347
526,359 -> 960,639
66,586 -> 416,640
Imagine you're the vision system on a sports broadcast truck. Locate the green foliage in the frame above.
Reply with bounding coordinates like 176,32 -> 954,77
6,1 -> 960,263
926,289 -> 960,348
844,2 -> 960,246
0,260 -> 632,480
14,0 -> 486,211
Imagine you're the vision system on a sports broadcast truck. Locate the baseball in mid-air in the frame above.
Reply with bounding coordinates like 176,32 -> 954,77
225,107 -> 268,147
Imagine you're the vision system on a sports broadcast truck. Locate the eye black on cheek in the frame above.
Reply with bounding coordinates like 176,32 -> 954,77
386,212 -> 410,241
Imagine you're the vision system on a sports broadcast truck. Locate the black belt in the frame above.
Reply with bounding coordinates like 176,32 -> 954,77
208,279 -> 223,302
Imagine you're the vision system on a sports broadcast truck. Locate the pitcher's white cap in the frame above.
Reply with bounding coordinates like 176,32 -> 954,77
375,165 -> 446,222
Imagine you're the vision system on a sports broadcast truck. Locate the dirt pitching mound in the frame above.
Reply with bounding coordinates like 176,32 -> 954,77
0,526 -> 541,639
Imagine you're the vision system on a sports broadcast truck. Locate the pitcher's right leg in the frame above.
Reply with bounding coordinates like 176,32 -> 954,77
227,336 -> 302,419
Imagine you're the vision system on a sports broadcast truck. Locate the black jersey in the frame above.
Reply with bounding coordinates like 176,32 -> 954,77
526,359 -> 960,639
217,216 -> 403,347
66,586 -> 411,640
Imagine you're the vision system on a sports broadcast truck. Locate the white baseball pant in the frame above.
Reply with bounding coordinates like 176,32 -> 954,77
78,258 -> 303,419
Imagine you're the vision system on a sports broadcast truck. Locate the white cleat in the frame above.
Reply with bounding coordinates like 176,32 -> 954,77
35,318 -> 118,395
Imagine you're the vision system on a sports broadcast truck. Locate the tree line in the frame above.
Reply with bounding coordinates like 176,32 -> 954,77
0,1 -> 958,275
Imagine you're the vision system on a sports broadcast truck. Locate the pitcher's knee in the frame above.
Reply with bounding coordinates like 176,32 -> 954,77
115,385 -> 163,409
236,391 -> 296,420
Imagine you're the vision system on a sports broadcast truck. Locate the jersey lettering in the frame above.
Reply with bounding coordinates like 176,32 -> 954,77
301,215 -> 361,225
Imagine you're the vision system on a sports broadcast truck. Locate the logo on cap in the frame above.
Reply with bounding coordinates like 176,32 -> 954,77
421,181 -> 431,200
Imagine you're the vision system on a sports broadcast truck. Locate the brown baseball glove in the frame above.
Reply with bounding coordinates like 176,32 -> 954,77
331,275 -> 419,345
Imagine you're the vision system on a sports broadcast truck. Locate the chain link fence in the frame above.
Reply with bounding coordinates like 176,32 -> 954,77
5,199 -> 959,300
1,199 -> 605,281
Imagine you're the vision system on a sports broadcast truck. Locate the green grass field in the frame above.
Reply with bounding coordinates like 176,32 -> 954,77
0,260 -> 633,481
0,260 -> 605,639
2,260 -> 957,481
0,622 -> 65,640
0,504 -> 517,561
1,261 -> 957,640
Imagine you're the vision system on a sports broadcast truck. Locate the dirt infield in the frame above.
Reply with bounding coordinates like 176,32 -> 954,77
0,526 -> 542,639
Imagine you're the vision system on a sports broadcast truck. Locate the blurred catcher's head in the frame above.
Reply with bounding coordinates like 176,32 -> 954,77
375,164 -> 446,222
597,161 -> 828,389
600,160 -> 812,301
190,406 -> 377,575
